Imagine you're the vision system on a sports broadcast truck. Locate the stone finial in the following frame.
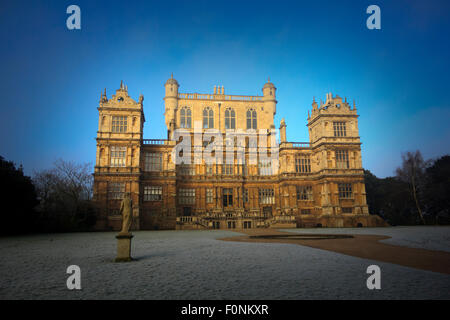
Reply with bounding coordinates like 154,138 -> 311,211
221,86 -> 224,95
214,85 -> 217,94
280,118 -> 287,143
101,88 -> 108,102
312,96 -> 318,110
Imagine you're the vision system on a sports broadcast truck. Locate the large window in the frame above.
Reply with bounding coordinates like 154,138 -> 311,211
108,182 -> 125,200
206,189 -> 213,203
258,160 -> 272,175
336,150 -> 349,169
295,156 -> 311,173
180,107 -> 192,129
205,164 -> 213,175
110,146 -> 126,167
246,109 -> 257,129
225,108 -> 236,129
227,221 -> 236,229
223,188 -> 233,207
178,188 -> 195,205
333,122 -> 347,137
259,188 -> 275,205
203,107 -> 214,129
297,186 -> 313,200
223,164 -> 233,175
338,183 -> 353,199
144,186 -> 162,201
112,116 -> 127,133
144,152 -> 162,171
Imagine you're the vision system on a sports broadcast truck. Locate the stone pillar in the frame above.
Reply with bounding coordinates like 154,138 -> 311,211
321,182 -> 333,215
115,233 -> 133,262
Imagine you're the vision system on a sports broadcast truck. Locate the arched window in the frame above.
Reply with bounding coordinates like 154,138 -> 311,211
203,107 -> 214,129
180,107 -> 191,128
225,108 -> 235,129
246,108 -> 257,129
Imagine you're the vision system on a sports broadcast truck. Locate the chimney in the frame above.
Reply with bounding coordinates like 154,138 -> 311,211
280,118 -> 287,143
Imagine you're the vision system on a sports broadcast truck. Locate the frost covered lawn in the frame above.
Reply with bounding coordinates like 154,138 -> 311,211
0,227 -> 449,299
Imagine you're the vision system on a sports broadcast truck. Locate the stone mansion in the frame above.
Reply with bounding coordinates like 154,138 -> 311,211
92,76 -> 386,230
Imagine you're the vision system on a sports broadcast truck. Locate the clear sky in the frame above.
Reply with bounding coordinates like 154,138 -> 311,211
0,0 -> 449,178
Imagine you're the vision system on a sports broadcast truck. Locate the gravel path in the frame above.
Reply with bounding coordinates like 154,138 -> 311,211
0,227 -> 449,299
283,226 -> 450,252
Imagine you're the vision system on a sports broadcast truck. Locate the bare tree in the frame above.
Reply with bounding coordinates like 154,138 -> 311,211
33,159 -> 94,231
396,151 -> 427,225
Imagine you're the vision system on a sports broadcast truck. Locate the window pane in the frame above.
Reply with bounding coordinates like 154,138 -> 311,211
144,152 -> 162,171
112,116 -> 128,133
108,182 -> 125,199
144,186 -> 162,201
178,188 -> 196,204
110,146 -> 126,167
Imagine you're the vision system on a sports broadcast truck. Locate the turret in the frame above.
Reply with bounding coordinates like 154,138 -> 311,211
262,78 -> 277,127
307,92 -> 359,148
164,73 -> 179,133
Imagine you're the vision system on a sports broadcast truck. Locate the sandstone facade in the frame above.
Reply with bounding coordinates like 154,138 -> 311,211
93,77 -> 386,230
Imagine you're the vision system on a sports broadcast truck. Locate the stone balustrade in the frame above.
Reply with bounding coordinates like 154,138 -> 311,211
178,93 -> 263,101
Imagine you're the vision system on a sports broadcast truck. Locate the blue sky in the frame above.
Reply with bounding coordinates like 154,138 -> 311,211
0,0 -> 449,177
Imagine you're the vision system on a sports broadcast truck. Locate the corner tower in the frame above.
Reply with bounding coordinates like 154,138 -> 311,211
164,74 -> 179,138
307,93 -> 369,218
262,78 -> 277,128
93,81 -> 145,230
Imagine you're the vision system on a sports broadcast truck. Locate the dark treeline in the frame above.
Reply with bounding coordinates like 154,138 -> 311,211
365,151 -> 450,225
0,156 -> 96,236
0,151 -> 449,235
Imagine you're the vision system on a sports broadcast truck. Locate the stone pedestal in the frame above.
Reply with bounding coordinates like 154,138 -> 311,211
115,233 -> 133,262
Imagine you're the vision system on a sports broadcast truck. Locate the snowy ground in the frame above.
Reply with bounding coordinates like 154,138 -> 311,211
0,227 -> 449,299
